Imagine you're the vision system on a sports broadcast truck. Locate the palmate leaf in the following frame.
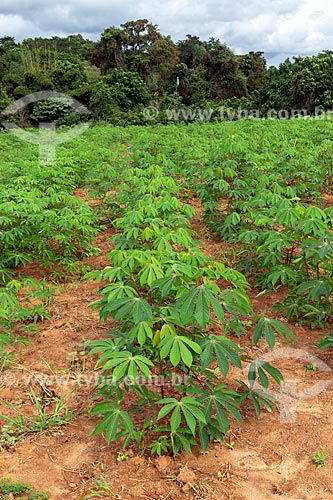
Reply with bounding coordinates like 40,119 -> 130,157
101,351 -> 154,382
100,297 -> 132,321
200,335 -> 241,377
300,215 -> 327,235
159,334 -> 202,367
102,283 -> 138,302
157,396 -> 206,435
247,360 -> 284,389
195,384 -> 242,441
151,276 -> 177,298
176,284 -> 227,329
265,266 -> 298,287
129,321 -> 153,345
317,334 -> 333,350
275,207 -> 302,228
101,297 -> 152,323
138,257 -> 164,287
171,429 -> 197,456
86,334 -> 125,362
297,280 -> 332,300
91,402 -> 134,444
237,380 -> 277,419
149,436 -> 170,456
253,317 -> 297,349
0,287 -> 19,317
99,265 -> 131,282
198,419 -> 225,452
301,236 -> 333,261
152,323 -> 176,346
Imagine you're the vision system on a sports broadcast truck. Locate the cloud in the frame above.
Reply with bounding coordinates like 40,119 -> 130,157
0,0 -> 333,66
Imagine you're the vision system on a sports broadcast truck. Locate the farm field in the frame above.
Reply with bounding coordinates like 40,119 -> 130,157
0,119 -> 333,499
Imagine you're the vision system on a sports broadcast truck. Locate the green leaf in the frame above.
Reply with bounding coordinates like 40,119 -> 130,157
157,402 -> 177,420
182,408 -> 197,435
178,288 -> 198,323
215,402 -> 229,434
179,341 -> 193,368
159,334 -> 175,360
185,405 -> 206,424
120,410 -> 134,434
136,321 -> 153,345
180,336 -> 202,354
200,336 -> 241,376
253,317 -> 296,349
170,406 -> 181,432
258,366 -> 269,389
170,340 -> 181,367
262,362 -> 284,385
132,298 -> 152,323
201,343 -> 214,370
195,288 -> 210,329
105,413 -> 121,443
113,361 -> 130,381
198,426 -> 210,452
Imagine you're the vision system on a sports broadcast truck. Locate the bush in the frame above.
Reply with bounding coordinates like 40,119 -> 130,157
30,97 -> 83,123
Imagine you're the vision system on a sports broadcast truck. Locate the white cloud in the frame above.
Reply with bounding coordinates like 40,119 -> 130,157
0,13 -> 36,39
0,0 -> 333,65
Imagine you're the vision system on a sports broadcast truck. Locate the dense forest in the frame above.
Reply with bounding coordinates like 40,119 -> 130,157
1,19 -> 333,125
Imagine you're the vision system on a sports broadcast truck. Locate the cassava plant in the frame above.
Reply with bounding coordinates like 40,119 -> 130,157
86,164 -> 295,456
199,160 -> 333,327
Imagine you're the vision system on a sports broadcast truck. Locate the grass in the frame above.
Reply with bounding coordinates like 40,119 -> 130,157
0,478 -> 49,499
80,476 -> 116,499
310,448 -> 327,469
0,389 -> 73,448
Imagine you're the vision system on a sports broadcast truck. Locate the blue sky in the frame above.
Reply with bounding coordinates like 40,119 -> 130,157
1,0 -> 333,66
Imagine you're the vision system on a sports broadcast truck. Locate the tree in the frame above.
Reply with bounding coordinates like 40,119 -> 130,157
89,27 -> 126,75
104,69 -> 150,110
175,36 -> 258,103
22,35 -> 93,60
0,89 -> 10,112
89,20 -> 179,94
257,51 -> 333,114
121,18 -> 176,86
50,53 -> 88,91
148,36 -> 179,92
203,38 -> 248,100
0,36 -> 17,58
237,51 -> 266,93
171,63 -> 209,105
177,35 -> 207,71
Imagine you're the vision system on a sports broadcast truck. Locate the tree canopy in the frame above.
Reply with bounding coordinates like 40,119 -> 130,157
0,20 -> 332,124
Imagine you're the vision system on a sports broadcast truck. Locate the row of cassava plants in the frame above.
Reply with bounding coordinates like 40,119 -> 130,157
122,120 -> 333,198
1,119 -> 331,364
0,135 -> 112,366
199,161 -> 333,327
85,162 -> 296,456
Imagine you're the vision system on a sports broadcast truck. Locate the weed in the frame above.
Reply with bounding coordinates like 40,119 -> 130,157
116,451 -> 129,463
80,476 -> 116,499
310,448 -> 327,468
0,390 -> 73,447
0,477 -> 49,499
305,363 -> 318,374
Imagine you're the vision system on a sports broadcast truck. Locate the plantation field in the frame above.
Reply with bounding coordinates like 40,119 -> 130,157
0,119 -> 333,499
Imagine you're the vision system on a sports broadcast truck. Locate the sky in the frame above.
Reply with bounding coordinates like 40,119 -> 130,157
1,0 -> 333,66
